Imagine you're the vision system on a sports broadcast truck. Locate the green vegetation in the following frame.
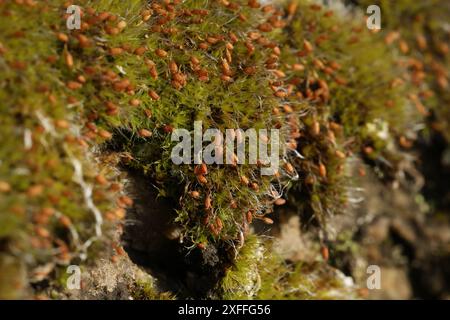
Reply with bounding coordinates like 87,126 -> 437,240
0,0 -> 447,300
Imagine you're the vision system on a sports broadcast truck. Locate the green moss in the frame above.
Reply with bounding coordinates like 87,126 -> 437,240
220,236 -> 357,299
0,0 -> 295,298
0,0 -> 124,299
263,0 -> 426,230
352,0 -> 450,140
96,0 -> 293,244
131,277 -> 174,300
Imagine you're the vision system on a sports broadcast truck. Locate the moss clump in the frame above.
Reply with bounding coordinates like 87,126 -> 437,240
348,0 -> 450,230
131,278 -> 174,300
220,235 -> 358,299
99,0 -> 294,245
352,0 -> 450,141
0,0 -> 127,299
280,1 -> 417,138
264,1 -> 422,230
0,0 -> 298,298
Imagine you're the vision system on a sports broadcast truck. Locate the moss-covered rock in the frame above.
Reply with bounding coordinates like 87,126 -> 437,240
0,0 -> 446,300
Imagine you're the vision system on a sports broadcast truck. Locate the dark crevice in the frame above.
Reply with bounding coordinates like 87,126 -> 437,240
103,130 -> 233,299
417,128 -> 450,213
122,168 -> 230,299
